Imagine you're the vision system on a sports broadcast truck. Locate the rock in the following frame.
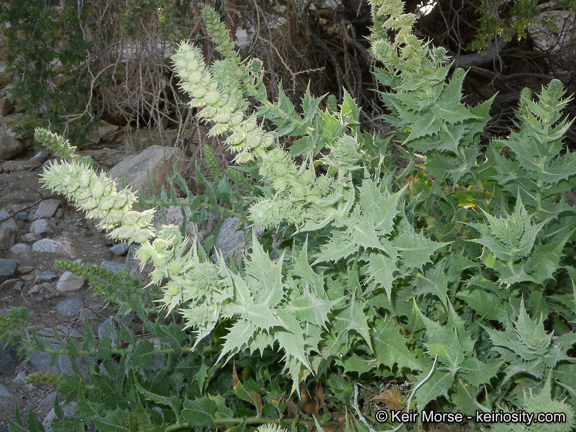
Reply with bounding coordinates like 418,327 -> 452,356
56,271 -> 85,292
9,243 -> 30,255
98,121 -> 120,143
122,128 -> 179,154
0,259 -> 17,283
0,342 -> 19,374
109,243 -> 129,256
35,271 -> 58,283
0,61 -> 14,86
27,284 -> 42,295
98,316 -> 120,348
100,261 -> 126,274
107,145 -> 185,199
42,401 -> 79,432
0,384 -> 15,401
32,237 -> 77,257
38,391 -> 58,415
0,210 -> 18,250
19,266 -> 34,274
1,160 -> 26,173
0,278 -> 20,291
0,129 -> 23,160
35,199 -> 62,219
21,232 -> 39,243
29,326 -> 85,376
0,96 -> 14,116
56,296 -> 84,316
29,219 -> 56,237
14,211 -> 27,221
210,217 -> 265,263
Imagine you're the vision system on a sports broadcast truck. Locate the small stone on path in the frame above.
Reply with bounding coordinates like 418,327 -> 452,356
56,296 -> 84,316
56,271 -> 85,292
35,199 -> 61,219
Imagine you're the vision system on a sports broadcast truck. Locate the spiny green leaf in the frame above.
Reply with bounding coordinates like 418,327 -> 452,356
134,377 -> 182,419
460,356 -> 503,388
414,370 -> 453,412
312,229 -> 357,264
358,176 -> 406,235
130,339 -> 155,368
92,408 -> 132,432
414,259 -> 451,308
468,195 -> 543,262
457,288 -> 511,322
393,224 -> 450,270
363,251 -> 398,302
218,319 -> 256,362
527,234 -> 572,284
483,300 -> 552,362
372,318 -> 424,372
244,232 -> 286,308
182,397 -> 217,428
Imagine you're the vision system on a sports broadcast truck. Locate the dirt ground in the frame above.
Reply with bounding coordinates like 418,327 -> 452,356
0,143 -> 131,429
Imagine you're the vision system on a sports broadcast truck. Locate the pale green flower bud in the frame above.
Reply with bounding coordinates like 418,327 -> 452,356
204,90 -> 221,105
250,199 -> 290,229
35,128 -> 78,160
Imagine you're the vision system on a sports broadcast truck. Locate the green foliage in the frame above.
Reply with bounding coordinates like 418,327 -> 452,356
0,0 -> 96,142
471,0 -> 576,52
4,0 -> 576,430
25,371 -> 64,387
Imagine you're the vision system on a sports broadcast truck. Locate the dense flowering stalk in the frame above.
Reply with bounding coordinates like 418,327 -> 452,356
39,157 -> 155,244
35,128 -> 78,160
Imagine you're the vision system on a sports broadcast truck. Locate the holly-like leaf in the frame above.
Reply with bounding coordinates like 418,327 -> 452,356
182,398 -> 217,428
483,300 -> 552,362
527,234 -> 571,284
414,370 -> 453,412
130,340 -> 155,369
243,232 -> 286,308
358,177 -> 406,236
457,288 -> 511,323
364,251 -> 398,301
393,224 -> 449,270
467,196 -> 543,262
460,356 -> 503,388
313,229 -> 357,264
414,260 -> 451,308
372,318 -> 424,372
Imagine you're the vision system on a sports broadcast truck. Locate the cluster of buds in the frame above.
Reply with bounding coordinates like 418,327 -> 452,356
136,225 -> 231,345
38,151 -> 155,245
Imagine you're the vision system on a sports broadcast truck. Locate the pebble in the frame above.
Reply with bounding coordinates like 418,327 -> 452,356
100,260 -> 126,274
0,343 -> 19,374
0,259 -> 18,283
32,237 -> 77,257
98,316 -> 120,347
0,211 -> 18,250
14,211 -> 27,221
0,384 -> 15,401
35,271 -> 58,283
30,219 -> 56,237
35,199 -> 62,219
0,278 -> 21,292
9,243 -> 31,254
56,271 -> 85,292
109,243 -> 129,256
56,297 -> 84,316
19,266 -> 34,274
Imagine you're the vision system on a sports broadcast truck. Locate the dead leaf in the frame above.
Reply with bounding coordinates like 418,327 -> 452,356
369,387 -> 406,411
301,385 -> 319,416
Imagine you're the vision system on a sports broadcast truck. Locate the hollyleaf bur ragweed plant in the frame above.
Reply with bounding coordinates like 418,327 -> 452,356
4,0 -> 576,430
